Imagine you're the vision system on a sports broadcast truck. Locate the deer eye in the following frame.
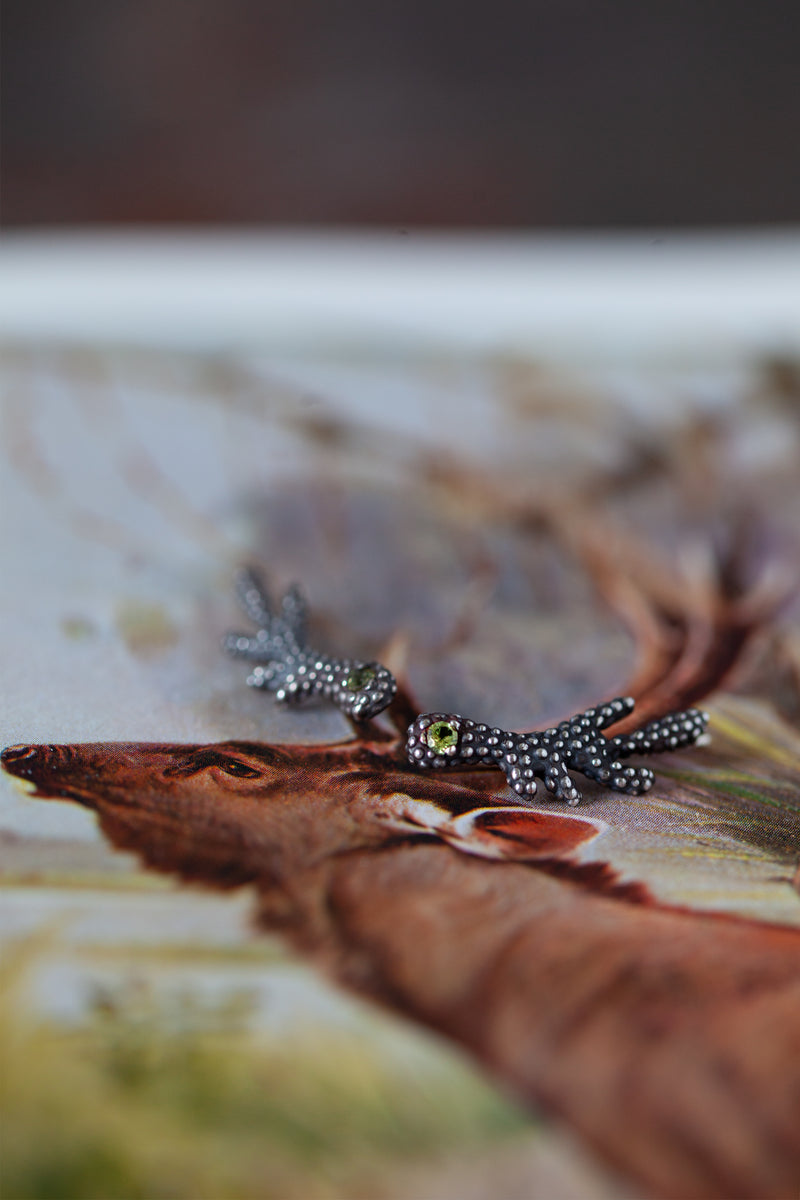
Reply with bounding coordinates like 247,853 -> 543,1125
164,750 -> 262,779
214,757 -> 261,778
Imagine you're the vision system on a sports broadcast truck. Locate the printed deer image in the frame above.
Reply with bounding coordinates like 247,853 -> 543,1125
4,701 -> 800,1200
4,532 -> 800,1200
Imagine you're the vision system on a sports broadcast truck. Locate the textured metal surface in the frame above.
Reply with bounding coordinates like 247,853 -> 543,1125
407,698 -> 709,806
224,567 -> 397,721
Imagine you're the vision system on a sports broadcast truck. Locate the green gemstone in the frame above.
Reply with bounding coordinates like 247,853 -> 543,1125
346,666 -> 376,691
426,721 -> 459,752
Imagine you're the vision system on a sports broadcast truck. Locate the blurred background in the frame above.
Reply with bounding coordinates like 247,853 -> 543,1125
5,0 -> 800,229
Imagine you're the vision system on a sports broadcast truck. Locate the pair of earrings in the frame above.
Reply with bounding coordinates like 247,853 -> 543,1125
225,570 -> 709,807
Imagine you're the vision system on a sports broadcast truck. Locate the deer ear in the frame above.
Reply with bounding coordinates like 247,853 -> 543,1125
384,796 -> 603,863
440,806 -> 604,862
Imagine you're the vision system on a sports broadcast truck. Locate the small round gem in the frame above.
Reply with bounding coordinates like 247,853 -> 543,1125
426,720 -> 459,753
346,666 -> 376,691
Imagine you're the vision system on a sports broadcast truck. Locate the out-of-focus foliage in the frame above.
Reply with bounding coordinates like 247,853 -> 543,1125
0,941 -> 528,1200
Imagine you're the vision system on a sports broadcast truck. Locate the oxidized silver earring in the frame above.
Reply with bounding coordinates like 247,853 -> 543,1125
224,568 -> 397,720
406,697 -> 709,806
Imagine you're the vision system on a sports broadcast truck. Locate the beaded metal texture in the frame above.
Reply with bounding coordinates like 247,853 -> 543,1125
406,697 -> 710,806
224,568 -> 397,721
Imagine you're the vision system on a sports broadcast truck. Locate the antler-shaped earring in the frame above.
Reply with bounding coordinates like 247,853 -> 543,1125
224,568 -> 397,721
406,697 -> 709,806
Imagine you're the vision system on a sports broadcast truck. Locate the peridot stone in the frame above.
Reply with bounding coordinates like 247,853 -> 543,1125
426,721 -> 458,752
346,666 -> 376,691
